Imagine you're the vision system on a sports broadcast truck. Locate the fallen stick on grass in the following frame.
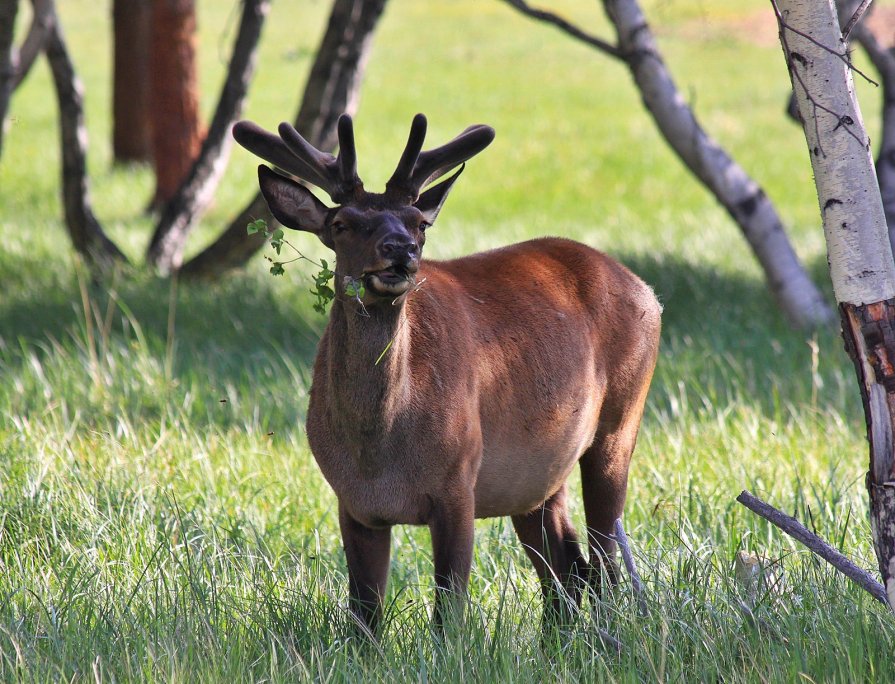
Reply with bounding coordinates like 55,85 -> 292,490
613,518 -> 648,616
736,489 -> 890,608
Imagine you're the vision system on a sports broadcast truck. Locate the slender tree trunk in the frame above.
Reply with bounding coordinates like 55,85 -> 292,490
0,0 -> 19,156
503,0 -> 834,328
12,0 -> 52,91
146,0 -> 270,273
849,22 -> 895,248
44,2 -> 126,267
775,0 -> 895,609
600,0 -> 834,328
179,0 -> 388,279
112,0 -> 151,163
149,0 -> 202,209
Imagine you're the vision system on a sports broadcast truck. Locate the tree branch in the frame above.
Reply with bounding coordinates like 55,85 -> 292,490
0,0 -> 19,156
12,0 -> 52,89
500,0 -> 621,58
43,0 -> 126,268
613,518 -> 647,616
505,0 -> 834,328
736,490 -> 890,607
179,0 -> 388,279
146,0 -> 270,273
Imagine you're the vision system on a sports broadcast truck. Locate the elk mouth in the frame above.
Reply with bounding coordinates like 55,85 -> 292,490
365,263 -> 418,296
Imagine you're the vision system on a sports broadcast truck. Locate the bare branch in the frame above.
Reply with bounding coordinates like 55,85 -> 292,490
736,490 -> 890,608
613,518 -> 647,616
841,0 -> 873,40
771,0 -> 878,86
501,0 -> 621,58
0,0 -> 18,156
12,0 -> 52,89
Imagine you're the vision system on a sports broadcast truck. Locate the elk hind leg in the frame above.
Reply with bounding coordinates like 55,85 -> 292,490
579,416 -> 643,598
511,485 -> 587,629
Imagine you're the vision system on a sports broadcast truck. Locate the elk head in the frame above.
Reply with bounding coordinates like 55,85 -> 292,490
232,114 -> 495,303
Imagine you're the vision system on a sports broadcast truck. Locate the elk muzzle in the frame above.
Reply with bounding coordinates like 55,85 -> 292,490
364,233 -> 420,296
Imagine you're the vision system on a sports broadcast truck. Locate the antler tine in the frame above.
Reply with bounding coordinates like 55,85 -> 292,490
385,114 -> 428,197
336,114 -> 359,186
274,118 -> 363,203
385,119 -> 495,204
409,125 -> 495,196
233,121 -> 329,187
277,122 -> 342,194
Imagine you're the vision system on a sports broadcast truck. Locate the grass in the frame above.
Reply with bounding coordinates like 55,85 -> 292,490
2,0 -> 894,680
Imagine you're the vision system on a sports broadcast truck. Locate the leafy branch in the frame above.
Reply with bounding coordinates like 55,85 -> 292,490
246,218 -> 365,314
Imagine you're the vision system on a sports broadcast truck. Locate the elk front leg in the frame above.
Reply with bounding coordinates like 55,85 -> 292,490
428,492 -> 475,629
339,503 -> 392,636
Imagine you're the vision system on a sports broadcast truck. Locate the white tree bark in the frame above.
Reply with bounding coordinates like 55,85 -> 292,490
776,0 -> 895,610
506,0 -> 834,328
779,0 -> 895,305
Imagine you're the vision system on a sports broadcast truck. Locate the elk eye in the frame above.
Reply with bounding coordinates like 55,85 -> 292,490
419,221 -> 431,232
331,219 -> 346,232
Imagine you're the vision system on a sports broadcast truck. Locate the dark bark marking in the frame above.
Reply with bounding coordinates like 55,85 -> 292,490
735,189 -> 766,218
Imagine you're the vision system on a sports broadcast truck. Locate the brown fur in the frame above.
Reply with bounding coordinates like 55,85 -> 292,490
307,237 -> 660,630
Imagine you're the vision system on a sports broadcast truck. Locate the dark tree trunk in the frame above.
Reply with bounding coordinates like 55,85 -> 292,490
112,0 -> 151,163
0,0 -> 19,157
44,5 -> 126,267
146,0 -> 270,273
12,0 -> 53,91
179,0 -> 388,279
149,0 -> 201,209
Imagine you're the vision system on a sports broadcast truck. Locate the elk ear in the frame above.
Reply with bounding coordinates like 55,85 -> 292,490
257,165 -> 330,240
414,164 -> 464,225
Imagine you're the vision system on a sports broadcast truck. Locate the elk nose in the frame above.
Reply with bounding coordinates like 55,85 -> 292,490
380,236 -> 418,261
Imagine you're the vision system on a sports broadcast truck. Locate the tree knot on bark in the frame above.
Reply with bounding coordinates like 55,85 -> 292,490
833,115 -> 855,132
734,189 -> 766,219
789,51 -> 808,68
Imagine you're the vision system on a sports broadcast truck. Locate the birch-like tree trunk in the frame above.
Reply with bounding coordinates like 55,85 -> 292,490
776,0 -> 895,610
504,0 -> 834,329
849,19 -> 895,248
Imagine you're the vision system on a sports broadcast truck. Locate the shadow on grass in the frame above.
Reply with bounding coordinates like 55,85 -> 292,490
0,250 -> 855,423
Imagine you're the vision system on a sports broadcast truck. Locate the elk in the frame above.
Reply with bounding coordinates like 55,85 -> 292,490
233,113 -> 661,633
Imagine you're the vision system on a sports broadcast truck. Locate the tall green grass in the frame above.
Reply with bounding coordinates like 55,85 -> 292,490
1,0 -> 893,680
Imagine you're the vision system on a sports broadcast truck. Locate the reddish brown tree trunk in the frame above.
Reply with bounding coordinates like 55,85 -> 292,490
149,0 -> 201,208
112,0 -> 151,163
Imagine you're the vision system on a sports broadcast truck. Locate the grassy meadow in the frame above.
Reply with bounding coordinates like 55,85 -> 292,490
2,0 -> 894,680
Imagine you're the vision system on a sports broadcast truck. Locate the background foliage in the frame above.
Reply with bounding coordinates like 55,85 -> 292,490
1,0 -> 893,680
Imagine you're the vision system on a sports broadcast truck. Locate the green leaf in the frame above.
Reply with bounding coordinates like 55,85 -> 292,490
272,228 -> 285,241
344,279 -> 365,299
269,263 -> 285,276
247,218 -> 268,235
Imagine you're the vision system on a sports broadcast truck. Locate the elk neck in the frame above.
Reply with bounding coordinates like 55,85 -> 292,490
323,293 -> 413,437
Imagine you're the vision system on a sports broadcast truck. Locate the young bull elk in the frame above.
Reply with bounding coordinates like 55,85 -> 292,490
233,114 -> 661,632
